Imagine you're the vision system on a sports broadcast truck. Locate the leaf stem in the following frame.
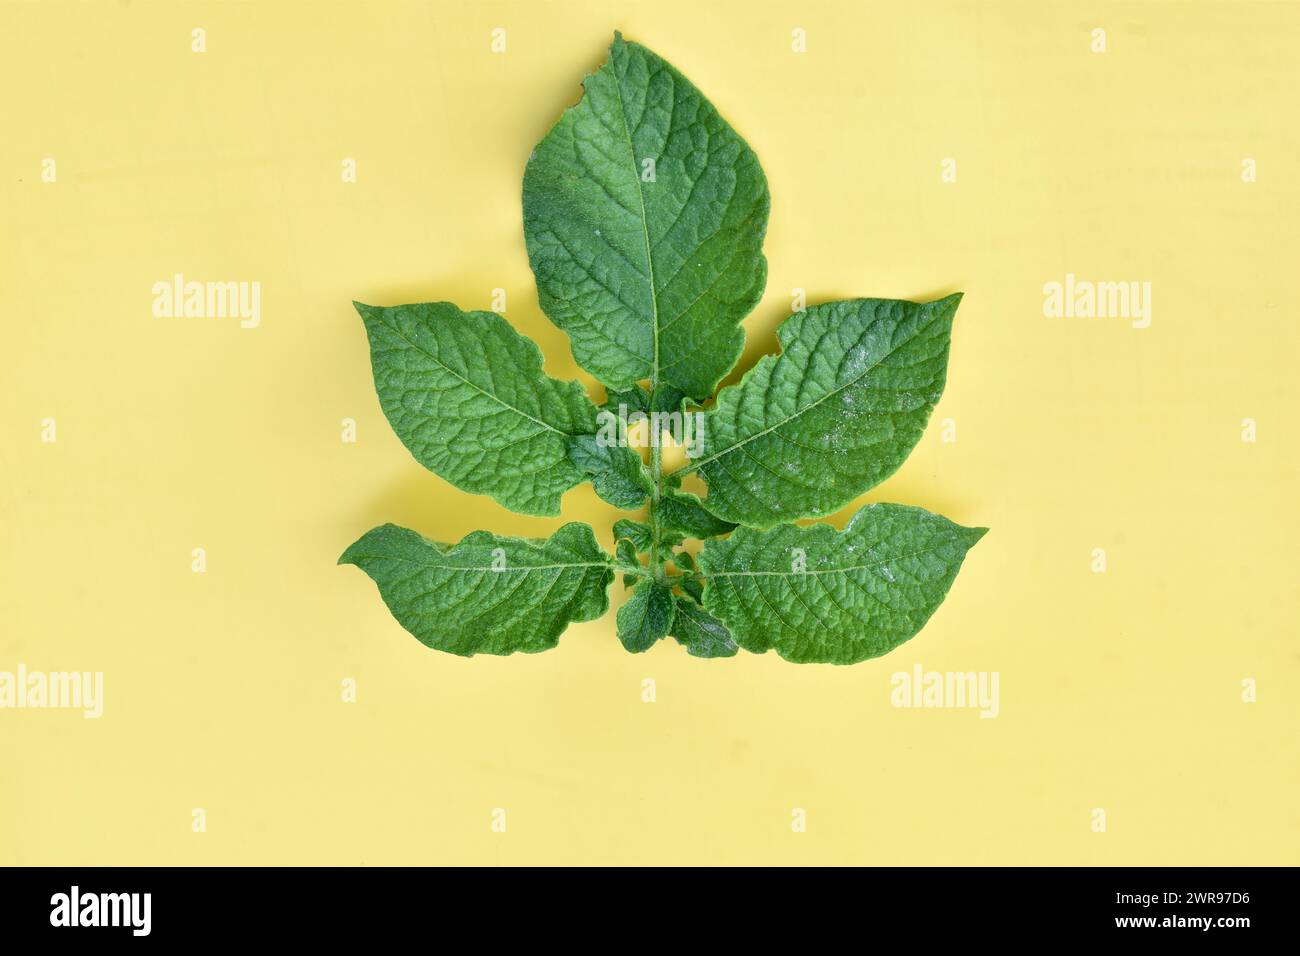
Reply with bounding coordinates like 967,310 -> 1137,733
614,560 -> 651,579
649,402 -> 666,584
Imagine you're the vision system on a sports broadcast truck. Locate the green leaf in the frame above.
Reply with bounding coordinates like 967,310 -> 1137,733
602,384 -> 685,417
671,549 -> 705,601
522,32 -> 770,400
654,532 -> 686,562
613,519 -> 652,552
603,385 -> 650,416
678,295 -> 962,528
698,503 -> 985,664
615,579 -> 676,652
657,489 -> 736,539
648,386 -> 688,416
568,434 -> 651,510
354,300 -> 598,516
339,522 -> 613,656
615,537 -> 641,587
670,597 -> 737,658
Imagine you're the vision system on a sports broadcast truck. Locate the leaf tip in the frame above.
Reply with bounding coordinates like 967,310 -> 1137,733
337,523 -> 399,567
338,532 -> 374,568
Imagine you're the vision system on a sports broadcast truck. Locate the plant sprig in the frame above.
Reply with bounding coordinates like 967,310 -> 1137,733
341,32 -> 985,664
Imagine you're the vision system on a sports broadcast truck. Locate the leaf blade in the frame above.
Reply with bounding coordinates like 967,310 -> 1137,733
615,579 -> 676,652
522,32 -> 770,399
613,518 -> 652,552
568,434 -> 652,510
670,597 -> 738,658
682,295 -> 962,527
657,489 -> 737,540
340,522 -> 613,656
355,300 -> 600,516
699,503 -> 985,664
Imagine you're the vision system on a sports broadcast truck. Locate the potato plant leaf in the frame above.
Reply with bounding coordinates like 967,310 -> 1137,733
657,489 -> 736,539
602,383 -> 686,417
672,550 -> 706,602
613,518 -> 652,552
616,579 -> 676,652
340,523 -> 613,656
568,434 -> 652,509
670,597 -> 737,658
615,537 -> 641,588
342,33 -> 983,665
679,295 -> 961,528
522,32 -> 770,400
699,503 -> 986,664
355,301 -> 599,516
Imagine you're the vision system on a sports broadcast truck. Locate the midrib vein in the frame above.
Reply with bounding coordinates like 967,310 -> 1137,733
674,312 -> 942,476
348,556 -> 610,573
378,314 -> 572,437
611,63 -> 660,386
612,56 -> 667,569
707,544 -> 957,579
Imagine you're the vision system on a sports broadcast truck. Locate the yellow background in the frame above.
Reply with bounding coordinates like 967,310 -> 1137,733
3,0 -> 1297,866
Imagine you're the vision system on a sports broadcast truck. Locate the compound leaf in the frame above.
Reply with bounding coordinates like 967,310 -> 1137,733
679,295 -> 962,528
522,32 -> 770,400
346,39 -> 983,667
699,503 -> 985,664
339,522 -> 612,656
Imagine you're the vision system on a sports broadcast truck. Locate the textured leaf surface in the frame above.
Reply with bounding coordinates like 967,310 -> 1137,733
522,32 -> 770,399
616,579 -> 676,652
699,503 -> 985,664
602,383 -> 686,417
615,538 -> 641,587
339,523 -> 612,656
613,518 -> 652,552
355,300 -> 598,516
569,434 -> 651,509
680,295 -> 961,528
670,597 -> 737,658
657,490 -> 736,539
672,549 -> 706,602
